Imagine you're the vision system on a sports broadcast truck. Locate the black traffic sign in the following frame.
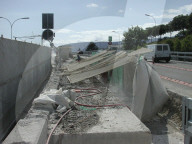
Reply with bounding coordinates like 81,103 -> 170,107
42,13 -> 54,29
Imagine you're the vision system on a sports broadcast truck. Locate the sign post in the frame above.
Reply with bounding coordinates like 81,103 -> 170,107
42,13 -> 54,41
108,36 -> 112,43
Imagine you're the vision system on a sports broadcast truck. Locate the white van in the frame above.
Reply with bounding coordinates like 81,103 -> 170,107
144,44 -> 171,63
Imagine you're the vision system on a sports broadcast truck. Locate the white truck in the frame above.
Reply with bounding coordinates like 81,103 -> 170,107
144,44 -> 171,63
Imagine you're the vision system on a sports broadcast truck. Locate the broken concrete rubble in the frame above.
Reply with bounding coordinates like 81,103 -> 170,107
33,88 -> 79,112
56,106 -> 67,113
63,48 -> 152,83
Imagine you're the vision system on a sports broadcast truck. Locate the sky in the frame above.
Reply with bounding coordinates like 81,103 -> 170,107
0,0 -> 192,46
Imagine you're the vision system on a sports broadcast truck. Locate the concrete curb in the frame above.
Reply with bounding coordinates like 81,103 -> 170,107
3,110 -> 49,144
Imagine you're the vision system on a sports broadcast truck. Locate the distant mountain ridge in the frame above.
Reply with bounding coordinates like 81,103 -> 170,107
60,41 -> 119,52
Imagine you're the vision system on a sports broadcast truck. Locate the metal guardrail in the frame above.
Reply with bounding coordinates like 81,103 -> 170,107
171,51 -> 192,61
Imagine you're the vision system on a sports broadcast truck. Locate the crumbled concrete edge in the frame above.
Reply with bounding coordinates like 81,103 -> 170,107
167,89 -> 184,100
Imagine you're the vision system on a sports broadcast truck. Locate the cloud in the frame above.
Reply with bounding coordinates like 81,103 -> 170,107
86,3 -> 98,8
155,3 -> 192,19
54,28 -> 127,46
165,4 -> 192,15
154,14 -> 178,19
69,35 -> 82,38
166,9 -> 180,14
56,28 -> 73,34
138,23 -> 156,29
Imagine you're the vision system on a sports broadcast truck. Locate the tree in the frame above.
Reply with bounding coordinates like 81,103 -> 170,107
152,26 -> 160,37
123,26 -> 147,50
181,35 -> 192,52
123,31 -> 135,50
187,12 -> 192,34
170,15 -> 188,32
174,38 -> 181,51
158,24 -> 167,39
165,39 -> 174,51
165,22 -> 174,38
86,42 -> 98,51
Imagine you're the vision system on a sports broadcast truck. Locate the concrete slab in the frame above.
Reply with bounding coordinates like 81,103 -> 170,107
3,115 -> 48,144
50,108 -> 152,144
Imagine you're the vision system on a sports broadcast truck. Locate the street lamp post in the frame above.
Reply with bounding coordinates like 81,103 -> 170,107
0,17 -> 29,39
112,31 -> 121,49
145,14 -> 156,42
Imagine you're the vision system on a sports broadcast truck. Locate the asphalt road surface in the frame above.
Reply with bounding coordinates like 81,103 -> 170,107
148,60 -> 192,97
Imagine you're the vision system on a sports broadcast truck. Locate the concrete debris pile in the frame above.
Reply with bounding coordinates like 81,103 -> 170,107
60,48 -> 168,122
46,75 -> 151,144
61,108 -> 99,134
33,88 -> 79,112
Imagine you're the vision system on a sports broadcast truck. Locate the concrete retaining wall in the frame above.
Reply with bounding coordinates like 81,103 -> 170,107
58,45 -> 71,61
0,38 -> 51,141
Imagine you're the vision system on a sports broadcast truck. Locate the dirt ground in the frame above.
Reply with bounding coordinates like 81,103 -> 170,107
48,75 -> 125,135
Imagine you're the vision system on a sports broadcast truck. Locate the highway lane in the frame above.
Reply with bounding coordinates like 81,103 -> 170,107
148,60 -> 192,97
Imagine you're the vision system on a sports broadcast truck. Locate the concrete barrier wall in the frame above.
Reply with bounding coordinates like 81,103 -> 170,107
131,60 -> 169,122
0,38 -> 51,141
109,57 -> 168,122
58,45 -> 71,61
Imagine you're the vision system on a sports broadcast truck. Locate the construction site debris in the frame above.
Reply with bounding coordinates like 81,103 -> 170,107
33,88 -> 77,111
62,110 -> 99,134
56,106 -> 67,113
33,94 -> 57,112
62,48 -> 152,83
63,89 -> 78,101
